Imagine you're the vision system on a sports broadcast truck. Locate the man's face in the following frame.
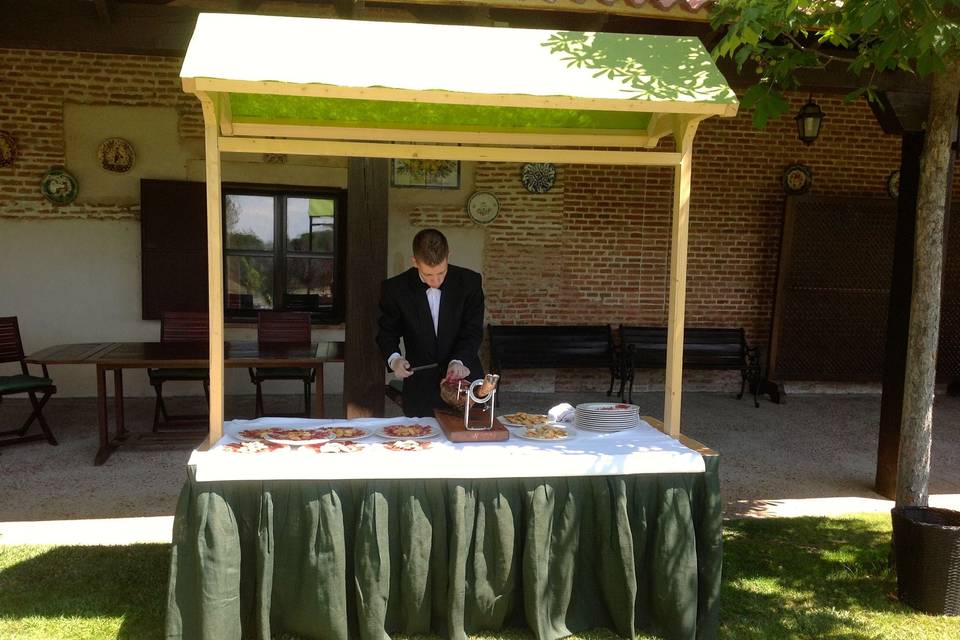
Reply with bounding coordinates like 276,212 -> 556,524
412,257 -> 448,289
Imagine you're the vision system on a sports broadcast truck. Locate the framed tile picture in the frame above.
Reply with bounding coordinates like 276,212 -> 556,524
391,159 -> 460,189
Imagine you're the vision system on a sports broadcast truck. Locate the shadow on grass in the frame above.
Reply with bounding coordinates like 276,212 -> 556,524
722,515 -> 900,639
0,544 -> 169,639
1,516 -> 951,640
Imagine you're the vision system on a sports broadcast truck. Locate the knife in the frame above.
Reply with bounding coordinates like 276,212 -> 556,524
409,362 -> 439,373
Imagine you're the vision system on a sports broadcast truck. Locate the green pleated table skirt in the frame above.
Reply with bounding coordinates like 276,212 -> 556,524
165,456 -> 721,640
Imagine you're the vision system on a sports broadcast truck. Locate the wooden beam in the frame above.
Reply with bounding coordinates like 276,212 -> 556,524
663,115 -> 700,439
218,93 -> 234,136
870,90 -> 930,134
197,91 -> 225,444
642,416 -> 717,456
0,0 -> 198,56
218,136 -> 682,166
407,3 -> 490,25
376,0 -> 711,22
230,121 -> 653,149
344,157 -> 388,418
717,58 -> 929,96
92,0 -> 113,24
644,113 -> 674,148
334,0 -> 365,18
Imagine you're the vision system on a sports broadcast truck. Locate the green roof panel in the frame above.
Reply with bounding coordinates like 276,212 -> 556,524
229,94 -> 653,132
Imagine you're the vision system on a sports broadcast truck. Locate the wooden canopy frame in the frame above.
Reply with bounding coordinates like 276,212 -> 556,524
180,12 -> 738,444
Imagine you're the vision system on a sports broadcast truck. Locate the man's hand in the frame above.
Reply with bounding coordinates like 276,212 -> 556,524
446,361 -> 470,382
390,357 -> 413,379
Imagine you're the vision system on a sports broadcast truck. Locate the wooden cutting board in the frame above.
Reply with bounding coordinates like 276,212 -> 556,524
434,409 -> 510,442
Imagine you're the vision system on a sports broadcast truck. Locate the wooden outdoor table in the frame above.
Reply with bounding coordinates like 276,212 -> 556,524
28,340 -> 345,465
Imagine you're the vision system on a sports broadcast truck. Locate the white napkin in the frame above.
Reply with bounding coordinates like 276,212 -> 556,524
548,402 -> 575,424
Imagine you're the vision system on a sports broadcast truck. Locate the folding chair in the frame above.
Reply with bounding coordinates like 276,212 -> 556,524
0,316 -> 57,447
249,311 -> 314,417
148,311 -> 209,431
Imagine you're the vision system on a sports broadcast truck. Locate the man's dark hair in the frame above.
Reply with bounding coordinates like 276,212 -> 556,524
412,228 -> 449,266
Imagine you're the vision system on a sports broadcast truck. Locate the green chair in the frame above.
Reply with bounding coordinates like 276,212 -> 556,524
249,311 -> 314,417
0,316 -> 57,447
149,311 -> 209,431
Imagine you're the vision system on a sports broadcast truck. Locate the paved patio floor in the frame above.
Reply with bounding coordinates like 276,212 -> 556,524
1,390 -> 958,544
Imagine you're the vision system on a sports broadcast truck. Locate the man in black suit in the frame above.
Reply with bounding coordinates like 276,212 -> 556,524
377,229 -> 485,418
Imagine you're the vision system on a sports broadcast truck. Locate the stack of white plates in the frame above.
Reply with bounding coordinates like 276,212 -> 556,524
574,402 -> 642,432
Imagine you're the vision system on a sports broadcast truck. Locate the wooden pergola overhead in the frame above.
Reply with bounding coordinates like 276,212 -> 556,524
180,12 -> 738,442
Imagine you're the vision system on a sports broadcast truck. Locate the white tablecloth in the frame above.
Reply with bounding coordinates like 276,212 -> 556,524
190,416 -> 706,482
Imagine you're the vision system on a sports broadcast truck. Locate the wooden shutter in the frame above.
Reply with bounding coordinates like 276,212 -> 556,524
140,179 -> 208,320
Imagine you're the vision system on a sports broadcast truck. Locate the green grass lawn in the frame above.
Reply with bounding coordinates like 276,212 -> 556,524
1,513 -> 957,639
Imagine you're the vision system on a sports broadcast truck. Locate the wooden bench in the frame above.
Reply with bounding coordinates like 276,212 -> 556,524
619,326 -> 761,406
488,324 -> 619,394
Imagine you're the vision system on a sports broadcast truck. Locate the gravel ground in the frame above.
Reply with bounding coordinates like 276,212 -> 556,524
1,390 -> 958,524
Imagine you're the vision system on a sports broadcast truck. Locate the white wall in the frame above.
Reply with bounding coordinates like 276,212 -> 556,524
0,218 -> 345,397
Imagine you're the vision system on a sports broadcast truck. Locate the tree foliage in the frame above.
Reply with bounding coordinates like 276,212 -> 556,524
711,1 -> 960,126
712,2 -> 960,508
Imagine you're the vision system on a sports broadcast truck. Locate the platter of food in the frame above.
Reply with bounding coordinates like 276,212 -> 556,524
512,424 -> 573,441
377,423 -> 438,440
235,427 -> 282,442
222,441 -> 288,454
263,428 -> 334,446
383,439 -> 434,452
323,426 -> 372,441
498,412 -> 550,428
304,440 -> 365,454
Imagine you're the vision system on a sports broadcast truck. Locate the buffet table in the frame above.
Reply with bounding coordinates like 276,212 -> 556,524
165,417 -> 721,640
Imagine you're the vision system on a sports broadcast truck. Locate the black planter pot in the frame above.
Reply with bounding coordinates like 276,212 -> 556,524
891,506 -> 960,616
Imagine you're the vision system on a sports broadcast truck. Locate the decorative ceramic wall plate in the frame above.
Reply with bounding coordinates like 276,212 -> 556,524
40,168 -> 79,205
782,163 -> 812,195
887,170 -> 900,199
0,131 -> 17,167
466,191 -> 500,224
521,162 -> 556,193
97,137 -> 135,173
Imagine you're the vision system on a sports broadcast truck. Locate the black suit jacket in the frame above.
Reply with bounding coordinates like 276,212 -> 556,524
377,265 -> 485,417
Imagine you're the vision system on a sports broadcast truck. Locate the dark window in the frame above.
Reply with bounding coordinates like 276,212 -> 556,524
223,185 -> 346,324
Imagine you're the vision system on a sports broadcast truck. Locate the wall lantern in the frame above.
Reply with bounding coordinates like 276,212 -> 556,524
795,96 -> 825,145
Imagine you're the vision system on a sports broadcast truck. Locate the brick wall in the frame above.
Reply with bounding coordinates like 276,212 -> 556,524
410,93 -> 958,392
0,48 -> 199,220
2,45 -> 954,394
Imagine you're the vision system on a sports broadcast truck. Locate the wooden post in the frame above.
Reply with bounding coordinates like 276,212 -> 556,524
198,91 -> 225,444
876,132 -> 923,498
344,157 -> 388,418
663,117 -> 698,438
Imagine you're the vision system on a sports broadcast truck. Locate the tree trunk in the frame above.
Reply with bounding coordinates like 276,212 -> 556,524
895,60 -> 960,508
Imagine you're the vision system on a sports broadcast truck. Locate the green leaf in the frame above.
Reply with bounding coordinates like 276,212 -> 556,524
742,85 -> 790,129
843,87 -> 869,103
917,50 -> 946,76
860,2 -> 884,30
